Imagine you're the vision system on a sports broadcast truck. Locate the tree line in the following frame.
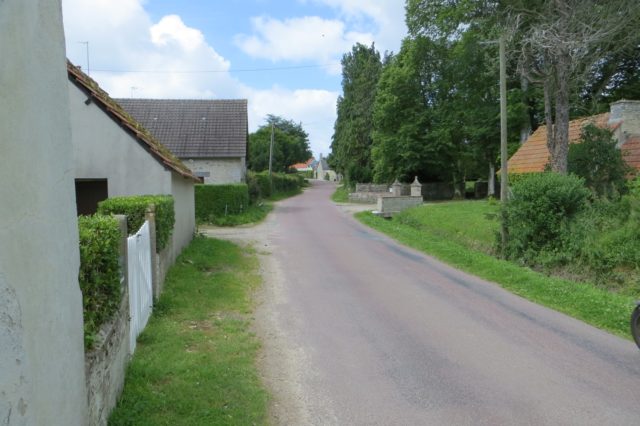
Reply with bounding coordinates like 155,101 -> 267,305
329,0 -> 640,186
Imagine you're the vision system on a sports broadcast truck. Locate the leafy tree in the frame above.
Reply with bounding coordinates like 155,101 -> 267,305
248,116 -> 311,173
331,43 -> 383,183
568,124 -> 631,198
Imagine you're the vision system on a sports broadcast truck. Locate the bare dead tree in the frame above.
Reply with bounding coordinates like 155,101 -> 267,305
506,0 -> 640,173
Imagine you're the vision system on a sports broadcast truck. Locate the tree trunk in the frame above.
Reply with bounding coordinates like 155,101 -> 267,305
520,76 -> 531,144
551,58 -> 570,174
488,162 -> 495,197
543,77 -> 555,172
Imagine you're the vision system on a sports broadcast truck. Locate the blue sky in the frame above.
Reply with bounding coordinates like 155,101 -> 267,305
62,0 -> 407,157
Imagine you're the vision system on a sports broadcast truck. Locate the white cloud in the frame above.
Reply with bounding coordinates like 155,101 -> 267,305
61,0 -> 344,158
235,15 -> 373,71
306,0 -> 407,54
242,86 -> 339,157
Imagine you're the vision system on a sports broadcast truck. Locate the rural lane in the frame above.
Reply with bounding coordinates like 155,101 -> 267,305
207,180 -> 640,425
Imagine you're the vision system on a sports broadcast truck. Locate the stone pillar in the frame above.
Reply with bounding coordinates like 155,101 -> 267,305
391,179 -> 402,196
411,176 -> 423,198
0,1 -> 88,424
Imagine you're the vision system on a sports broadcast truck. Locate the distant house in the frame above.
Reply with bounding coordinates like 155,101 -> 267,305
117,98 -> 248,184
67,62 -> 200,262
508,100 -> 640,175
314,155 -> 338,181
291,158 -> 314,172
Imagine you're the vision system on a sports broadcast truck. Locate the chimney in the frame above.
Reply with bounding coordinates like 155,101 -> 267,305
609,100 -> 640,145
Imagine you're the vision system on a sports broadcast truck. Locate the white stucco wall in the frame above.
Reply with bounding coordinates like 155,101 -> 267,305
185,157 -> 246,184
0,1 -> 87,424
69,82 -> 195,260
69,84 -> 173,197
171,174 -> 195,260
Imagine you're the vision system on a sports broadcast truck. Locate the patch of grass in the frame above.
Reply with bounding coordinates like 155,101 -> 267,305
109,237 -> 268,425
356,207 -> 635,339
331,185 -> 350,203
395,200 -> 499,254
206,203 -> 274,227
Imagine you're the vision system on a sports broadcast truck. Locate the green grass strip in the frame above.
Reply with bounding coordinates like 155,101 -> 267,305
109,237 -> 268,425
356,211 -> 635,339
331,185 -> 350,203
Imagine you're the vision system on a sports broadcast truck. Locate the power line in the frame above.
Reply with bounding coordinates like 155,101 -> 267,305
90,63 -> 335,74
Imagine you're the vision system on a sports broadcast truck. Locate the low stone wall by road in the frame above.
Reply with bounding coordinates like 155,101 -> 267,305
376,196 -> 423,216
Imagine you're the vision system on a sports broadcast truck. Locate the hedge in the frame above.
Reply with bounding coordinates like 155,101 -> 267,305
78,214 -> 121,349
195,184 -> 250,222
247,171 -> 305,202
98,195 -> 174,252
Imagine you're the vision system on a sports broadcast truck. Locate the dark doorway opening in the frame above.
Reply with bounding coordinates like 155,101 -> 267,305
75,179 -> 108,215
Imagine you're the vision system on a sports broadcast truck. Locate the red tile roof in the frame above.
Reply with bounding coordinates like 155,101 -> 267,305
67,61 -> 200,182
508,113 -> 611,173
290,158 -> 314,169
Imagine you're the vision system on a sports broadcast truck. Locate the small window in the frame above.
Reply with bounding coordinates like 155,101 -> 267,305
75,179 -> 108,215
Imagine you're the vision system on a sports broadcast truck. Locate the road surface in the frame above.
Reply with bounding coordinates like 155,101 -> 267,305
207,180 -> 640,425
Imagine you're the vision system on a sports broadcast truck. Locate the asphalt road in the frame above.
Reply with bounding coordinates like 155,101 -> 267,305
261,180 -> 640,425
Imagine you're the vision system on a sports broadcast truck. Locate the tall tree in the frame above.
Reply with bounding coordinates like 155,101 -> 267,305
330,43 -> 383,183
248,115 -> 311,173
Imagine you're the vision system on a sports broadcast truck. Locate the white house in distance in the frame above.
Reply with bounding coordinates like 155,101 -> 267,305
314,155 -> 338,181
67,62 -> 200,263
117,98 -> 249,184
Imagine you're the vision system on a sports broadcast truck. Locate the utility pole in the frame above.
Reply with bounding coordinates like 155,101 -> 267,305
79,41 -> 90,76
268,123 -> 274,176
499,34 -> 509,254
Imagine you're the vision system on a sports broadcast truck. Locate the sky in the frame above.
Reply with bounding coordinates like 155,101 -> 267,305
61,0 -> 408,159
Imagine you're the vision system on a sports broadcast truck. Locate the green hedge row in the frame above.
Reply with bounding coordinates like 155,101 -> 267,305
98,195 -> 174,252
246,171 -> 305,202
78,214 -> 122,349
195,184 -> 250,222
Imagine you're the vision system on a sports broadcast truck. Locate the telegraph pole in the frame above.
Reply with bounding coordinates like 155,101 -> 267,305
268,123 -> 274,176
499,34 -> 509,253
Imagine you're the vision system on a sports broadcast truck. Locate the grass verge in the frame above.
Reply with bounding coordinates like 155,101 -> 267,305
331,185 -> 350,203
204,188 -> 303,227
356,208 -> 635,339
109,237 -> 268,425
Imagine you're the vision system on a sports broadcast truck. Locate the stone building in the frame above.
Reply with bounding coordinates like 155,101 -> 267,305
117,98 -> 249,184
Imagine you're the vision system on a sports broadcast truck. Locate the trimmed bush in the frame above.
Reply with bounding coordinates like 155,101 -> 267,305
98,195 -> 174,252
501,172 -> 590,262
247,171 -> 305,202
78,214 -> 121,349
195,184 -> 250,222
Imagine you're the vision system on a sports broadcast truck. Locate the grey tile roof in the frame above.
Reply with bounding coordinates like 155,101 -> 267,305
116,99 -> 248,158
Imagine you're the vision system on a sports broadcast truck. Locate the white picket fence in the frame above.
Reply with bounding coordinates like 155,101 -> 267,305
127,220 -> 153,354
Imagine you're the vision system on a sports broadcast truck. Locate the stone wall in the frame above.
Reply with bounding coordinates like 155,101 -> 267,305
185,157 -> 246,184
85,290 -> 130,426
376,196 -> 423,216
355,183 -> 390,193
421,182 -> 465,200
1,1 -> 88,424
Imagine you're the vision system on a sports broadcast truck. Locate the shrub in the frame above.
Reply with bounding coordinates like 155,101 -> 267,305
568,123 -> 631,198
98,195 -> 174,252
247,171 -> 304,202
195,184 -> 250,222
78,214 -> 122,349
501,172 -> 590,262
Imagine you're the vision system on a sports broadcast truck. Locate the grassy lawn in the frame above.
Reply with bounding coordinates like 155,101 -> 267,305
356,201 -> 636,339
109,237 -> 268,425
331,185 -> 350,203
